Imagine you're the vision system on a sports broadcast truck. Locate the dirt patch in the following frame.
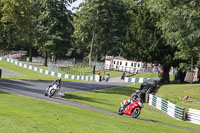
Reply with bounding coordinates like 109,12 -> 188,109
183,96 -> 192,100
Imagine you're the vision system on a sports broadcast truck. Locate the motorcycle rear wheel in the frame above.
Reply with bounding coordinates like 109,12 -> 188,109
44,92 -> 48,96
118,107 -> 124,115
131,108 -> 141,118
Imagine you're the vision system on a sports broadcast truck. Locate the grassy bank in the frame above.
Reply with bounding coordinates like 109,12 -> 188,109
156,84 -> 200,110
0,61 -> 73,81
0,91 -> 191,133
129,72 -> 159,78
129,72 -> 175,81
63,84 -> 200,131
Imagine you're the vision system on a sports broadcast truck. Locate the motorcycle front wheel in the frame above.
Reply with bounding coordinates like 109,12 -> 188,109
131,108 -> 141,118
118,107 -> 124,115
49,89 -> 56,97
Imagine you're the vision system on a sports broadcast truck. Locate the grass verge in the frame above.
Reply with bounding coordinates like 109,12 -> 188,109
63,84 -> 200,131
129,72 -> 174,81
0,91 -> 192,133
0,61 -> 75,81
156,83 -> 200,110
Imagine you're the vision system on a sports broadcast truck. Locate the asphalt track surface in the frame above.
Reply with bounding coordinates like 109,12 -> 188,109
0,70 -> 200,132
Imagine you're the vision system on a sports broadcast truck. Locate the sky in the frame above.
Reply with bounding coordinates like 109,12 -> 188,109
68,0 -> 84,12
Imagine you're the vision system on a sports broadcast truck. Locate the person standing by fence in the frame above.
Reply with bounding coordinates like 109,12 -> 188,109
98,71 -> 101,81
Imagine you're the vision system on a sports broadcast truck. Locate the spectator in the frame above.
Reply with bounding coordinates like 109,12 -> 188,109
98,71 -> 101,81
121,72 -> 125,80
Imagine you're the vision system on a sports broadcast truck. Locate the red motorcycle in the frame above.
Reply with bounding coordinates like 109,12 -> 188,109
118,97 -> 143,118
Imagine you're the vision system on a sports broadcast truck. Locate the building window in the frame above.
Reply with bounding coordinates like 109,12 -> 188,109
114,61 -> 116,64
134,63 -> 137,67
138,63 -> 140,68
120,61 -> 122,65
117,61 -> 119,65
131,63 -> 133,66
125,62 -> 128,66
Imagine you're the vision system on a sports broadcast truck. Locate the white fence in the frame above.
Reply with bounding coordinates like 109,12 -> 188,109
148,94 -> 186,120
0,57 -> 100,82
187,108 -> 200,125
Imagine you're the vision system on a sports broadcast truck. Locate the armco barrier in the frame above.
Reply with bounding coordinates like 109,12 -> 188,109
187,108 -> 200,125
125,77 -> 149,83
0,57 -> 99,82
148,94 -> 186,120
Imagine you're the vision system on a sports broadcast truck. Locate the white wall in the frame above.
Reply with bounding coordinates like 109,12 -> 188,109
109,59 -> 143,73
105,60 -> 111,69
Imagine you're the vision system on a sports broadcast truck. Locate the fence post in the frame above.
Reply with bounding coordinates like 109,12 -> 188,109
183,108 -> 187,121
0,69 -> 2,78
145,94 -> 149,103
145,86 -> 154,103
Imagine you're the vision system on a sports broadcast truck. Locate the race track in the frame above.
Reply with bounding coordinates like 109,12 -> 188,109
0,79 -> 132,98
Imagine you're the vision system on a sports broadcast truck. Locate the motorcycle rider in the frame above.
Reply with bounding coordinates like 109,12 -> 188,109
123,90 -> 141,109
45,78 -> 61,96
106,73 -> 110,77
106,73 -> 110,81
50,77 -> 61,88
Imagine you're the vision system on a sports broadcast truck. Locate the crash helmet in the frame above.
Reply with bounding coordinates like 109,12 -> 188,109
58,77 -> 62,82
136,90 -> 140,94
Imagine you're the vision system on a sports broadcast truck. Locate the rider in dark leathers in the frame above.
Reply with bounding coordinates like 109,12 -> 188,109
49,77 -> 61,88
123,90 -> 140,109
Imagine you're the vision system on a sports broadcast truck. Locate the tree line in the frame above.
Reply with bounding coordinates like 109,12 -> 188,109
0,0 -> 199,83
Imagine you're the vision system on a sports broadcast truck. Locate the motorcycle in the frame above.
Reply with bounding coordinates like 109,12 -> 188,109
105,74 -> 110,82
44,82 -> 60,97
118,97 -> 143,118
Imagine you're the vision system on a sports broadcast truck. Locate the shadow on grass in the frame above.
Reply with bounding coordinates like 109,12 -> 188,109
63,93 -> 114,106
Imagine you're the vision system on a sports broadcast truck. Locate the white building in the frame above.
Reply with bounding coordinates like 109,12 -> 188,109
104,56 -> 144,73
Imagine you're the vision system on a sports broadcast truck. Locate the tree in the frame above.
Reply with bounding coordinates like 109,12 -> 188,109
0,2 -> 7,51
148,0 -> 200,71
1,0 -> 34,60
124,1 -> 179,83
73,0 -> 128,62
34,0 -> 74,65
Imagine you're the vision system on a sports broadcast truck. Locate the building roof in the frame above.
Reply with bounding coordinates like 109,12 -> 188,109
113,56 -> 126,60
105,56 -> 142,62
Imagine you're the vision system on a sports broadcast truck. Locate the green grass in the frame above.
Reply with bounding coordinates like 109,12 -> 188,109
0,61 -> 74,81
156,84 -> 200,110
63,84 -> 200,131
36,65 -> 93,75
130,72 -> 159,78
0,91 -> 195,133
130,72 -> 174,81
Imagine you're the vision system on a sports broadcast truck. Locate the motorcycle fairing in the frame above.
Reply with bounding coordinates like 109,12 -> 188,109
123,102 -> 141,116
